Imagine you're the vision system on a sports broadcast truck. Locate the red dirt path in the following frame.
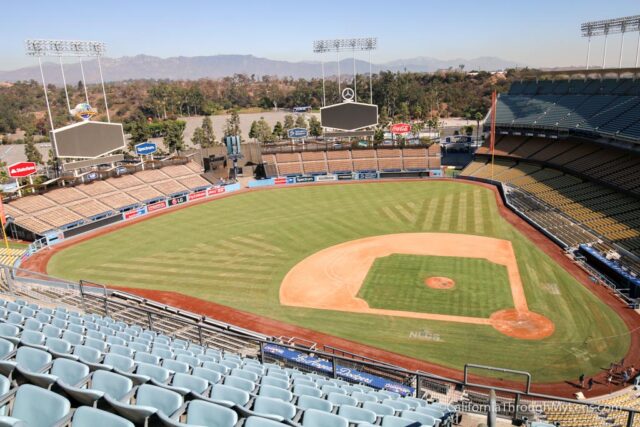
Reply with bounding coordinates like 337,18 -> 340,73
20,179 -> 640,398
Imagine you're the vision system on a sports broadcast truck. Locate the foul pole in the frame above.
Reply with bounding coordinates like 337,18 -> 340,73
490,90 -> 497,181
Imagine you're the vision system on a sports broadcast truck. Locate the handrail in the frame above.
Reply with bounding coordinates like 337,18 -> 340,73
3,265 -> 640,425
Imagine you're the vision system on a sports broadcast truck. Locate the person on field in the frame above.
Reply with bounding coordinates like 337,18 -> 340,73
579,374 -> 585,388
587,378 -> 594,391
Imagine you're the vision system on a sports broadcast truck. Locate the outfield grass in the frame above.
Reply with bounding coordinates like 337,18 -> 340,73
47,182 -> 630,382
358,254 -> 513,317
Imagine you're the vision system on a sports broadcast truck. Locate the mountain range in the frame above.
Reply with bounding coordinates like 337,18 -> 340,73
0,54 -> 522,84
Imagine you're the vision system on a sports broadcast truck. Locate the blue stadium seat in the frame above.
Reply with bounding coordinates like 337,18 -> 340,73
71,406 -> 133,427
1,384 -> 71,427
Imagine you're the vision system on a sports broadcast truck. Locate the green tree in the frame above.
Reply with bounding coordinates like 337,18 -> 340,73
254,117 -> 275,143
295,115 -> 307,129
128,119 -> 151,151
272,121 -> 284,139
283,114 -> 295,132
0,161 -> 9,184
24,135 -> 43,165
191,126 -> 206,148
163,120 -> 186,153
308,116 -> 322,137
374,127 -> 384,145
224,110 -> 241,137
201,115 -> 216,147
248,120 -> 258,140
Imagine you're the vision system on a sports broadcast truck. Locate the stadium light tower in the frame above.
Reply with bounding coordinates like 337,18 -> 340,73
581,15 -> 640,69
25,39 -> 111,131
313,37 -> 377,105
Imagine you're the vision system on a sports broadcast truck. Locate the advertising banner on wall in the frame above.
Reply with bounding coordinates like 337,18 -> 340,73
147,201 -> 167,212
123,206 -> 148,220
274,177 -> 287,185
336,173 -> 354,181
168,194 -> 188,207
189,190 -> 207,201
263,344 -> 414,395
357,172 -> 378,180
207,186 -> 226,196
315,175 -> 337,182
295,176 -> 314,183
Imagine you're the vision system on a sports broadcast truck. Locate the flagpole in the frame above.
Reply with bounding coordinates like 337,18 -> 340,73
490,90 -> 497,181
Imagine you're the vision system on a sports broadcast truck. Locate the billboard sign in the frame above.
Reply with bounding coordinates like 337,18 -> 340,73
8,162 -> 37,178
320,102 -> 378,131
207,186 -> 226,197
123,206 -> 147,220
169,194 -> 188,206
287,128 -> 308,139
189,190 -> 206,201
295,176 -> 314,183
263,344 -> 414,395
390,123 -> 411,135
51,121 -> 126,159
134,142 -> 157,156
147,201 -> 167,212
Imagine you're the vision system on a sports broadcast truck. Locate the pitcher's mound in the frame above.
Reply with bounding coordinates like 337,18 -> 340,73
490,309 -> 555,340
425,276 -> 455,290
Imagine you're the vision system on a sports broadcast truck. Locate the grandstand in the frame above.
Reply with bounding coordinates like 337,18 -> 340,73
462,77 -> 640,299
262,146 -> 441,177
3,159 -> 209,241
0,266 -> 466,427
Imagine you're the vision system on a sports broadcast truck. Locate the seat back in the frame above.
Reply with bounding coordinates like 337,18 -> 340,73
74,345 -> 102,363
0,338 -> 14,359
16,346 -> 51,372
42,324 -> 62,338
51,358 -> 90,386
210,383 -> 250,406
136,384 -> 183,416
253,396 -> 296,420
134,351 -> 160,365
224,375 -> 255,392
0,323 -> 20,338
23,318 -> 42,332
381,415 -> 423,427
302,408 -> 348,427
186,399 -> 237,427
91,370 -> 133,401
21,330 -> 46,346
72,406 -> 134,427
338,405 -> 377,424
293,384 -> 322,398
258,384 -> 293,402
136,362 -> 170,383
297,395 -> 332,412
12,384 -> 71,427
191,367 -> 221,385
172,373 -> 208,395
327,392 -> 357,407
162,359 -> 189,374
363,401 -> 395,416
104,353 -> 135,372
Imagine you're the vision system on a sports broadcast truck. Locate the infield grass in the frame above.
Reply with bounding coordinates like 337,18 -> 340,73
358,254 -> 513,317
47,181 -> 630,382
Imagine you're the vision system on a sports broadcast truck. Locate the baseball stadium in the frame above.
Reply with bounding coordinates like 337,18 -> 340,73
2,13 -> 640,427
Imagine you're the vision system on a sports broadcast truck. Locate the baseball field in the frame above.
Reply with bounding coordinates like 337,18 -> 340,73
45,181 -> 630,383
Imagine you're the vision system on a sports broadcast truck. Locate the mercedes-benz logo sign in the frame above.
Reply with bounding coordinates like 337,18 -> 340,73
341,87 -> 355,101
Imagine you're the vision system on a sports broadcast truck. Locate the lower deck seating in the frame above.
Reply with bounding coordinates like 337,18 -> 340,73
0,295 -> 453,427
461,158 -> 640,259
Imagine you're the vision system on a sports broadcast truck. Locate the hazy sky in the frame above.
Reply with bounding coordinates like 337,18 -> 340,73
1,0 -> 639,70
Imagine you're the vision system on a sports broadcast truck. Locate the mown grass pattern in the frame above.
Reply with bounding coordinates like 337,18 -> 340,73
48,182 -> 630,382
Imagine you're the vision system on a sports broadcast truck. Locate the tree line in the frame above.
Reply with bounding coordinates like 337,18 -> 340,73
0,68 -> 528,141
